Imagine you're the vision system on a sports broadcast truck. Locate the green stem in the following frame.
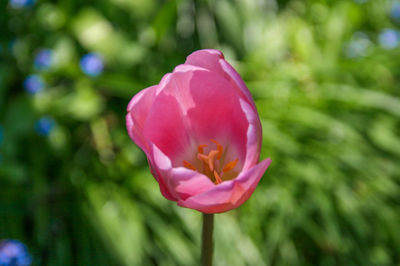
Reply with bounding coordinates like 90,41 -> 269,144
201,213 -> 214,266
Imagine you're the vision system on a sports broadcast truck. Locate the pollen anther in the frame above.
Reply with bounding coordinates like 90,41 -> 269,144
207,150 -> 219,171
183,160 -> 197,171
223,158 -> 238,173
211,140 -> 223,159
214,171 -> 222,184
198,144 -> 207,154
197,153 -> 209,163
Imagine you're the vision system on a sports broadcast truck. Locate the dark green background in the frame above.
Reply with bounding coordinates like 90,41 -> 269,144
1,0 -> 400,265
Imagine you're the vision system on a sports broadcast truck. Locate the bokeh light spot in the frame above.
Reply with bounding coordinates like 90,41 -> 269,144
79,53 -> 104,77
35,117 -> 56,136
34,49 -> 53,70
0,239 -> 32,266
344,32 -> 372,58
391,2 -> 400,22
23,75 -> 44,94
379,29 -> 399,49
9,0 -> 35,9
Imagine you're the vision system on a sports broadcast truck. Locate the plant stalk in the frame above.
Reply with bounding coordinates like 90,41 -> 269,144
201,213 -> 214,266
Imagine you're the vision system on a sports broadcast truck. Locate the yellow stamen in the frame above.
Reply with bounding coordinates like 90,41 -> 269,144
214,171 -> 222,184
183,160 -> 197,171
183,140 -> 239,185
211,140 -> 223,159
197,153 -> 209,163
198,144 -> 207,154
223,158 -> 238,173
207,150 -> 219,171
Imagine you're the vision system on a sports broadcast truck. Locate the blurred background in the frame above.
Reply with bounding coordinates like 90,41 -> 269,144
1,0 -> 400,265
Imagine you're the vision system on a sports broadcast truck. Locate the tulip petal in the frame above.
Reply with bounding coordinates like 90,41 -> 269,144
126,85 -> 157,153
143,89 -> 192,161
148,144 -> 178,201
150,144 -> 215,201
150,64 -> 250,165
185,49 -> 256,109
178,158 -> 272,213
185,49 -> 225,74
170,65 -> 249,162
148,158 -> 177,201
166,167 -> 215,200
127,86 -> 178,201
218,58 -> 256,109
126,49 -> 271,213
239,99 -> 262,170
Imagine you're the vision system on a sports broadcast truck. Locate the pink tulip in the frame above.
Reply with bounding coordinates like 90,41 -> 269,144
126,49 -> 271,213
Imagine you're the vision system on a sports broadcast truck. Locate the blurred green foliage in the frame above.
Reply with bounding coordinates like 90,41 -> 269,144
1,0 -> 400,265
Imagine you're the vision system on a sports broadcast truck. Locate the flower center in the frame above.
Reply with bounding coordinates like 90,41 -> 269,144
182,140 -> 239,184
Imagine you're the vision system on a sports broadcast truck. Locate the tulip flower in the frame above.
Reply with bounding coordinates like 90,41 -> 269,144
126,49 -> 271,214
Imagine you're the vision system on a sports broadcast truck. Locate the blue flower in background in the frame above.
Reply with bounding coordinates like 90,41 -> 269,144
0,239 -> 32,266
34,49 -> 53,70
379,29 -> 399,49
345,32 -> 372,58
35,117 -> 55,136
23,75 -> 44,94
391,2 -> 400,22
80,53 -> 104,77
9,0 -> 35,9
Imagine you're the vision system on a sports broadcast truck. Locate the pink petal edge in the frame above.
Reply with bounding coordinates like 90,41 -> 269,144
177,158 -> 272,213
148,144 -> 177,201
151,143 -> 215,201
126,85 -> 158,153
239,98 -> 263,170
185,49 -> 256,109
167,167 -> 215,201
